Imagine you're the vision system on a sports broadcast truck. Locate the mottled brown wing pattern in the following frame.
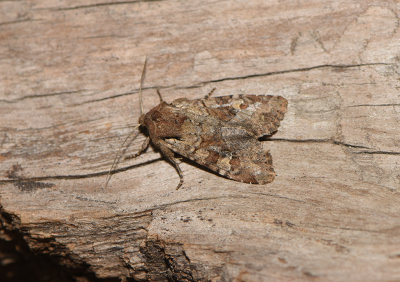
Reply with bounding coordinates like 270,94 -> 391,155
111,58 -> 289,189
160,95 -> 288,184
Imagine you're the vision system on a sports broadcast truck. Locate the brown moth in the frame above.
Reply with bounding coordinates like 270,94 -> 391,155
106,59 -> 288,189
139,92 -> 287,189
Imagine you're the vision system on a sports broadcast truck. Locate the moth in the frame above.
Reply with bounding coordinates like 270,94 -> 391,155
106,59 -> 288,189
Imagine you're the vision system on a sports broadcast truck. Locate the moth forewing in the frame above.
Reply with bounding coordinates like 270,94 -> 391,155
139,94 -> 287,188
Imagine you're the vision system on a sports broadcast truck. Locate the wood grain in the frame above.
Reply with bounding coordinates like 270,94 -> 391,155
1,0 -> 400,280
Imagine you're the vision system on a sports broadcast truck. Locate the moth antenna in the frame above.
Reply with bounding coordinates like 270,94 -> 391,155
139,56 -> 148,116
104,125 -> 141,190
104,57 -> 149,189
156,88 -> 164,103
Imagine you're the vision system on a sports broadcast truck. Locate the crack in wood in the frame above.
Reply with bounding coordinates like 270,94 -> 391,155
49,0 -> 163,11
267,138 -> 372,149
0,89 -> 87,104
347,103 -> 400,108
0,158 -> 162,184
77,62 -> 394,105
354,150 -> 400,155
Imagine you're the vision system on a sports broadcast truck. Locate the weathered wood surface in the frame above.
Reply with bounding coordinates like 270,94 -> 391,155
1,0 -> 400,281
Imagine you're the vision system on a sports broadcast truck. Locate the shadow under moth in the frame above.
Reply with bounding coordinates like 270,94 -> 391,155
106,59 -> 288,189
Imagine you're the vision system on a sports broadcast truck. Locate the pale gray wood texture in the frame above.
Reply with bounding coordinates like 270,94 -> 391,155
1,0 -> 400,280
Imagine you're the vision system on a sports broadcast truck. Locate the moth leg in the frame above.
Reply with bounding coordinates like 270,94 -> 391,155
204,87 -> 216,99
168,156 -> 184,190
201,87 -> 217,108
156,89 -> 164,103
157,141 -> 184,190
124,136 -> 150,160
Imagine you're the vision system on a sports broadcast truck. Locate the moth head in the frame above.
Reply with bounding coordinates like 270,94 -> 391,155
138,114 -> 146,127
